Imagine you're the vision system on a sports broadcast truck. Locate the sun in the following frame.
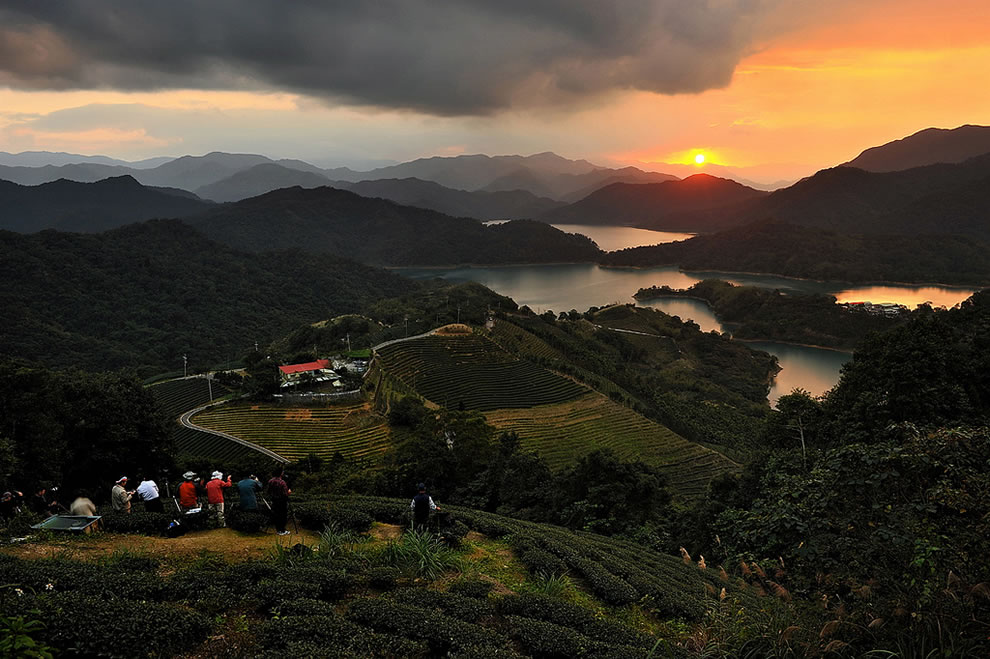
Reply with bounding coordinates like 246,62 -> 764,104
694,153 -> 706,165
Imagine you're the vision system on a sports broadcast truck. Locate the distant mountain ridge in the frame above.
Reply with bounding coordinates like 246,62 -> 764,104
541,174 -> 768,232
186,185 -> 601,266
843,125 -> 990,172
0,176 -> 211,233
194,163 -> 333,202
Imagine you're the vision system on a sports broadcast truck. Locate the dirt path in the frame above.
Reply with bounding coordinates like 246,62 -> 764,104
1,527 -> 321,563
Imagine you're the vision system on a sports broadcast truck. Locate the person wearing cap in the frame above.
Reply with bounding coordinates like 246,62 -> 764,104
0,490 -> 24,521
136,475 -> 163,513
111,477 -> 133,513
205,471 -> 232,527
178,472 -> 199,511
410,482 -> 438,531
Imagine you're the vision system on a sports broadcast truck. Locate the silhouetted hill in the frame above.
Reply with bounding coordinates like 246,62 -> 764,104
742,153 -> 990,237
334,152 -> 603,193
0,162 -> 129,186
559,167 -> 680,202
600,219 -> 990,285
346,177 -> 564,219
844,124 -> 990,172
187,186 -> 601,266
194,163 -> 333,202
0,176 -> 211,233
0,220 -> 419,373
543,174 -> 767,231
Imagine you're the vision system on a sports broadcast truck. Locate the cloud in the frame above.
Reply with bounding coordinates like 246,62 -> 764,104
0,0 -> 786,115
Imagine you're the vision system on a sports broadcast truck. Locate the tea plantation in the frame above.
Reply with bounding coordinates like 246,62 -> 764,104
149,376 -> 229,420
191,401 -> 392,462
0,495 -> 742,657
376,333 -> 586,410
485,395 -> 737,497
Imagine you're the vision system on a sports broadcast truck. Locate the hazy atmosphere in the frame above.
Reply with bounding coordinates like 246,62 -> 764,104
1,0 -> 987,180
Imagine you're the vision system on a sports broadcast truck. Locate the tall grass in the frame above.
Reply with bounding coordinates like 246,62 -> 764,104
377,529 -> 459,580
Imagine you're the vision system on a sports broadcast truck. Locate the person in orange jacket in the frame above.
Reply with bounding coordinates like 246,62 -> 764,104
178,472 -> 200,512
205,471 -> 232,528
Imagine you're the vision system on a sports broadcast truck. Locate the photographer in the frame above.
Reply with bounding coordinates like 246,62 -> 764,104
205,471 -> 233,528
237,474 -> 263,512
111,477 -> 134,513
266,469 -> 291,536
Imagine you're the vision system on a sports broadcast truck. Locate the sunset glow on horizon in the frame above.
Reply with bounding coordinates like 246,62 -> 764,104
0,0 -> 987,181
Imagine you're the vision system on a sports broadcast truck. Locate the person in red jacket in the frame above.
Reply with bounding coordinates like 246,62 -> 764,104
205,471 -> 232,528
178,472 -> 199,511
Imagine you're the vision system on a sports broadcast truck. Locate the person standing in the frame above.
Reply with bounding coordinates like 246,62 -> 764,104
267,469 -> 291,536
237,475 -> 263,512
205,471 -> 232,527
410,482 -> 438,531
136,475 -> 163,513
111,477 -> 133,514
178,472 -> 199,511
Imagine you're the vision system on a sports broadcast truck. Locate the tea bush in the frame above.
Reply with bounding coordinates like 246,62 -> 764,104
497,593 -> 653,648
32,592 -> 209,658
346,598 -> 507,654
226,507 -> 268,534
505,614 -> 594,658
390,587 -> 493,623
258,613 -> 427,657
100,511 -> 173,535
450,578 -> 494,599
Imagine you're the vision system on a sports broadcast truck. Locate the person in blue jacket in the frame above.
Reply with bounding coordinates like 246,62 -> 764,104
237,474 -> 264,512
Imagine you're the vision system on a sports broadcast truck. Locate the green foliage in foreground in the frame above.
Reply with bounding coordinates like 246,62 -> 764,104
0,496 -> 720,658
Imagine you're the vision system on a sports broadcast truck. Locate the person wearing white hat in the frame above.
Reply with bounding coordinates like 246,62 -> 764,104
205,471 -> 232,527
111,477 -> 133,514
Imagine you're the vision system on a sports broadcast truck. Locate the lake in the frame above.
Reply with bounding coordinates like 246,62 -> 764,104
401,225 -> 977,403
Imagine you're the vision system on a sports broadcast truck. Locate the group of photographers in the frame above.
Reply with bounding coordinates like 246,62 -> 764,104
1,468 -> 294,535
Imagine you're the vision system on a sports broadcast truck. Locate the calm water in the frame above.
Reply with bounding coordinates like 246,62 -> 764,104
550,224 -> 694,252
400,226 -> 978,403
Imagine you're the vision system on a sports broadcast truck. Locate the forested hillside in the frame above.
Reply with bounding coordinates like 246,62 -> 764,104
601,220 -> 990,285
0,220 -> 419,374
187,186 -> 601,266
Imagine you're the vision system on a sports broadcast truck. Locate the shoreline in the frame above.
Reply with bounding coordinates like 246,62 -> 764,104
633,292 -> 857,353
602,263 -> 984,290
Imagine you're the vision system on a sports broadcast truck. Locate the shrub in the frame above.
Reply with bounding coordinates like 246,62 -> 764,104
365,566 -> 400,590
34,593 -> 210,658
99,511 -> 173,535
259,614 -> 427,657
497,593 -> 653,648
227,508 -> 268,534
346,598 -> 507,654
504,614 -> 593,658
275,597 -> 337,617
0,559 -> 166,602
518,547 -> 568,578
450,579 -> 494,599
390,587 -> 492,623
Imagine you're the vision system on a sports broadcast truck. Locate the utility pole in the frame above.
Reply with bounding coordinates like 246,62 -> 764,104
457,304 -> 461,323
207,372 -> 214,401
183,354 -> 187,378
404,315 -> 409,337
346,333 -> 351,352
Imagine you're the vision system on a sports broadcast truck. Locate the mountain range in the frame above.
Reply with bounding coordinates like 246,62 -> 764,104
843,124 -> 990,172
186,185 -> 601,266
0,176 -> 210,233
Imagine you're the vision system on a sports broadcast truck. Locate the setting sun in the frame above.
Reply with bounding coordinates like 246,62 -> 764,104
694,153 -> 706,164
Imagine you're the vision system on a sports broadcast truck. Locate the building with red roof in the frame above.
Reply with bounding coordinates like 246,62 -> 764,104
277,359 -> 339,388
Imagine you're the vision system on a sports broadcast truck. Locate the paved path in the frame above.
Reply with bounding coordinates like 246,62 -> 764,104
179,399 -> 289,464
372,328 -> 438,352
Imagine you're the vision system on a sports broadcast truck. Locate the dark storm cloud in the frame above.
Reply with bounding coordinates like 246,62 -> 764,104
0,1 -> 778,114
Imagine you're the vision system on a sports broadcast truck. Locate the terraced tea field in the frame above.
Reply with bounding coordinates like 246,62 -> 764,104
191,401 -> 392,462
150,377 -> 229,420
376,333 -> 585,410
171,426 -> 264,462
485,394 -> 737,497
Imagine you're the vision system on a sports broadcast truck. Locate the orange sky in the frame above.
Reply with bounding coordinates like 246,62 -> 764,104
1,0 -> 988,180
